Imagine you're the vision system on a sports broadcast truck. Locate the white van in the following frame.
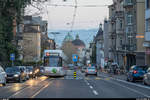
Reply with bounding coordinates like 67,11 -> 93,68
0,65 -> 6,86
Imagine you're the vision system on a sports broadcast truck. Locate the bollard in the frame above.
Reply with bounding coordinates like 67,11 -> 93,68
74,71 -> 77,79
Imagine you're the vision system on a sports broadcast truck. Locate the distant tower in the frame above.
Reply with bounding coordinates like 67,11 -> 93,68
63,32 -> 74,43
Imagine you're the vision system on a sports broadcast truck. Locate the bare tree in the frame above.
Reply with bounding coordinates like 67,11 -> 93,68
61,41 -> 77,64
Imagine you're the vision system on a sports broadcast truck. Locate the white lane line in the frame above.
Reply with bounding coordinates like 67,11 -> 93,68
103,79 -> 150,98
31,82 -> 50,98
89,86 -> 93,89
87,83 -> 90,85
93,90 -> 98,95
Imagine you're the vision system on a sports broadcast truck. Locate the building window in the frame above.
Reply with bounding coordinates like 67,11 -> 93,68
120,20 -> 123,29
120,39 -> 123,45
147,0 -> 150,9
128,0 -> 133,4
124,0 -> 133,5
146,18 -> 150,32
127,14 -> 133,25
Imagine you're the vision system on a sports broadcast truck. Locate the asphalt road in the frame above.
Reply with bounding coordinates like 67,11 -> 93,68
0,69 -> 150,98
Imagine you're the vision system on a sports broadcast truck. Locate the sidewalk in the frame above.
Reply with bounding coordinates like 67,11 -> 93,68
99,70 -> 127,81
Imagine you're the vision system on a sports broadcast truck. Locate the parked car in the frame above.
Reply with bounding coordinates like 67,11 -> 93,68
110,62 -> 119,74
85,67 -> 98,76
143,67 -> 150,85
5,67 -> 27,83
126,65 -> 148,82
0,65 -> 6,86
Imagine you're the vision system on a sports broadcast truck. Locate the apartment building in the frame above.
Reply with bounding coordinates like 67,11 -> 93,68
144,0 -> 150,66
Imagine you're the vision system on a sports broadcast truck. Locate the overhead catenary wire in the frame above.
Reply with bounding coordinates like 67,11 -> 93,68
47,4 -> 110,7
70,0 -> 78,33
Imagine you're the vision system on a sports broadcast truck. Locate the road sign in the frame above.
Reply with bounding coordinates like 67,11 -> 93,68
72,54 -> 78,62
10,53 -> 15,61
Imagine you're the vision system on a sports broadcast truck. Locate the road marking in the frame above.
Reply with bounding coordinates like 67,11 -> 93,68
8,77 -> 49,98
8,86 -> 28,98
93,90 -> 98,95
103,78 -> 150,98
114,78 -> 150,90
87,83 -> 90,85
31,82 -> 51,98
89,86 -> 93,89
100,74 -> 150,90
85,77 -> 90,80
105,78 -> 110,80
95,77 -> 101,80
60,77 -> 64,79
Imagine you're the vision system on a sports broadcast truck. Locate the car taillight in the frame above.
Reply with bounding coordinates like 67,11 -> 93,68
86,70 -> 88,72
95,70 -> 97,72
133,70 -> 138,74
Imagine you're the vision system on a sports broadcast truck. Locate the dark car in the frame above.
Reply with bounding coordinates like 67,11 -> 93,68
143,67 -> 150,85
126,65 -> 148,82
5,67 -> 27,83
85,67 -> 98,76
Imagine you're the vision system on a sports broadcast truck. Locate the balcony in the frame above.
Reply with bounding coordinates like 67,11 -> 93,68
123,0 -> 134,8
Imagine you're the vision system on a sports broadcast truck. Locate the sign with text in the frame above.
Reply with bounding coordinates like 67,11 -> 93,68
10,53 -> 15,61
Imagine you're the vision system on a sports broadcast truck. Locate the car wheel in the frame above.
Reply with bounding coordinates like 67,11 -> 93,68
130,77 -> 135,82
85,74 -> 88,77
126,77 -> 129,81
143,80 -> 147,85
6,79 -> 9,83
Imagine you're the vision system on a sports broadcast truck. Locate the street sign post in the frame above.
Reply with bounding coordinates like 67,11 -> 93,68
72,54 -> 78,68
10,53 -> 15,66
72,54 -> 78,62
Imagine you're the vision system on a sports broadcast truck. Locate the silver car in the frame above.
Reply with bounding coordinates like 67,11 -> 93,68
85,67 -> 98,76
143,67 -> 150,85
0,65 -> 6,86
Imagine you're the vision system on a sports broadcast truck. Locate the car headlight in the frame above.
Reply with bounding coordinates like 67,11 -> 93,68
30,72 -> 33,74
14,74 -> 19,77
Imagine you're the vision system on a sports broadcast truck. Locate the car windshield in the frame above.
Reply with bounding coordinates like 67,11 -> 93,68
88,67 -> 96,69
26,67 -> 33,71
132,66 -> 148,70
5,67 -> 20,73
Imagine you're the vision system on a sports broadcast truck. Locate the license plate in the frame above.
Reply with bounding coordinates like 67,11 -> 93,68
7,77 -> 13,79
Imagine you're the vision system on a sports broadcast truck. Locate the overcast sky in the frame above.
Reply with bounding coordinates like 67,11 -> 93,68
25,0 -> 113,30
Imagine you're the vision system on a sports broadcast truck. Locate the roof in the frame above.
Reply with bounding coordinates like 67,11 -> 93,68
63,33 -> 74,42
72,34 -> 85,47
95,24 -> 103,41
